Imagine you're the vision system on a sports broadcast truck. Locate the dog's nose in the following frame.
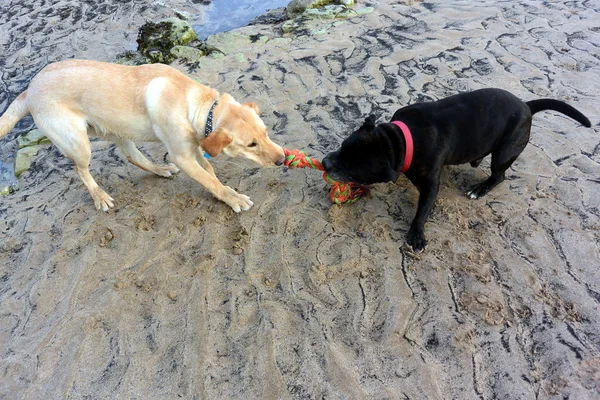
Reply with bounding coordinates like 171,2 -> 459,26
275,155 -> 285,166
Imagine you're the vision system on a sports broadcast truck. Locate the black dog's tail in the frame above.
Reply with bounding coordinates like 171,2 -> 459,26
526,99 -> 591,127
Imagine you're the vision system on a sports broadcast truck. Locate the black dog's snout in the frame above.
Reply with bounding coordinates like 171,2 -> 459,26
322,154 -> 333,171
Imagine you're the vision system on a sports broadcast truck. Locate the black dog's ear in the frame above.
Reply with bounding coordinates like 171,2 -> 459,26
363,115 -> 376,128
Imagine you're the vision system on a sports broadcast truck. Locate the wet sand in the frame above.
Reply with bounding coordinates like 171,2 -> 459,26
1,1 -> 600,399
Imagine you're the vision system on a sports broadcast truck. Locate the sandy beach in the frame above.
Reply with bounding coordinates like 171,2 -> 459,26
1,1 -> 599,399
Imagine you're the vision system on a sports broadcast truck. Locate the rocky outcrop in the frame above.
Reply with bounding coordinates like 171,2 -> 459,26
117,2 -> 371,66
116,18 -> 219,65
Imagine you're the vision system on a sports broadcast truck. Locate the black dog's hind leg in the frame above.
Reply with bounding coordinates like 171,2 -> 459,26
467,161 -> 510,199
467,127 -> 530,199
407,173 -> 441,252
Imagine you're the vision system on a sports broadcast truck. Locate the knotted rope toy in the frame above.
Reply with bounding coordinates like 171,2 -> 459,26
283,148 -> 368,204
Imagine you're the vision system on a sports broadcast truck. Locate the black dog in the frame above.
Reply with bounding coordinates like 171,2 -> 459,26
322,88 -> 591,252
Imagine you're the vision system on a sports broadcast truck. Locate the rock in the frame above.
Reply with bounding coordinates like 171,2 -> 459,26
15,145 -> 44,177
195,42 -> 226,57
303,4 -> 365,20
16,129 -> 51,149
286,0 -> 336,19
0,237 -> 24,253
136,18 -> 199,64
114,50 -> 147,66
165,18 -> 199,44
249,7 -> 288,25
167,291 -> 178,301
173,10 -> 192,21
170,45 -> 206,62
282,20 -> 301,34
0,183 -> 17,196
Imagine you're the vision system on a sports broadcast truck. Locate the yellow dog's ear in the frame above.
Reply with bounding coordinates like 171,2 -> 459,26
202,128 -> 232,157
243,102 -> 261,116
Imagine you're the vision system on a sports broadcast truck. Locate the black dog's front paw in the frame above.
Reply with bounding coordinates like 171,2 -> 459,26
406,229 -> 427,252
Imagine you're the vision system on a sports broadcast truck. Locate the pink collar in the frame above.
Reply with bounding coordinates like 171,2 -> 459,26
391,120 -> 413,173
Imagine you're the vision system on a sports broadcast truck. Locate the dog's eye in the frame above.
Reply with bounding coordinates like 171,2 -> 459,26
248,142 -> 257,147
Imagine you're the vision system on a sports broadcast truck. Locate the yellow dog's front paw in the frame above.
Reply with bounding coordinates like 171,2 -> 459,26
92,188 -> 114,212
221,186 -> 254,213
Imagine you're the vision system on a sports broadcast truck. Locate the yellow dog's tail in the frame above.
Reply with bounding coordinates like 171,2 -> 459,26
0,91 -> 29,139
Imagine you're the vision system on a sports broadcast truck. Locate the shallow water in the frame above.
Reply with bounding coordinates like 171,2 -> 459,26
0,0 -> 288,193
194,0 -> 288,39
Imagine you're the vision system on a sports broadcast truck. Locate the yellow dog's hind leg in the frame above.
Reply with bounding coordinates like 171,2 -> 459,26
34,111 -> 114,211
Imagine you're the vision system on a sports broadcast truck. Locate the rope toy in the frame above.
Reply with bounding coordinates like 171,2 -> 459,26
283,148 -> 368,204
